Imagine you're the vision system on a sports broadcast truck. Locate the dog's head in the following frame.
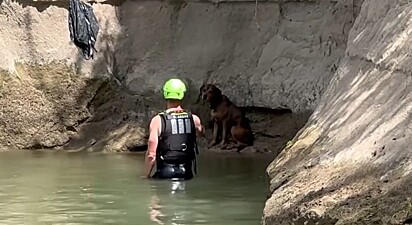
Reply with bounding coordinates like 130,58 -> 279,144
196,83 -> 222,107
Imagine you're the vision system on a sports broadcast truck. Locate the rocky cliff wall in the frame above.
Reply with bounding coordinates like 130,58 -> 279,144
0,0 -> 360,150
263,0 -> 412,224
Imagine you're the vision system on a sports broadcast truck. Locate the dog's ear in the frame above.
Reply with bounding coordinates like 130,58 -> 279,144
199,83 -> 205,93
212,85 -> 222,96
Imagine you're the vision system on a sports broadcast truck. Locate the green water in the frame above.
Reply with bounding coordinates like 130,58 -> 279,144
0,151 -> 272,225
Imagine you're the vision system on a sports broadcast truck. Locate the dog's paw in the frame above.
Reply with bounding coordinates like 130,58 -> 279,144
208,141 -> 217,148
219,141 -> 227,147
219,142 -> 232,150
221,144 -> 232,150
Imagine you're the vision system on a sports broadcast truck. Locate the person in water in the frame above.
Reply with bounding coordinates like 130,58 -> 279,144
144,78 -> 205,180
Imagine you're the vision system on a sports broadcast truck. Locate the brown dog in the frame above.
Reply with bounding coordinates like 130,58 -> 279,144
197,84 -> 253,150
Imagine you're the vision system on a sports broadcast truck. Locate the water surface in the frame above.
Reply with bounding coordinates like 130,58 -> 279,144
0,151 -> 272,225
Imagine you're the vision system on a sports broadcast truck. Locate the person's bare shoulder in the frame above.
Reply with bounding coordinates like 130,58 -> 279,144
192,114 -> 201,125
149,115 -> 162,136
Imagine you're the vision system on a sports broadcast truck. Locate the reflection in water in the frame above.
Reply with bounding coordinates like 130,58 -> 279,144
149,195 -> 165,225
0,151 -> 272,225
170,180 -> 186,194
149,179 -> 188,225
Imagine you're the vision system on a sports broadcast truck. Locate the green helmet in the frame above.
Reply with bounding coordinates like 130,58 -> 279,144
163,78 -> 187,100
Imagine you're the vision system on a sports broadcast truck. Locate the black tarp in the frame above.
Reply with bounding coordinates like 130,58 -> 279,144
68,0 -> 99,60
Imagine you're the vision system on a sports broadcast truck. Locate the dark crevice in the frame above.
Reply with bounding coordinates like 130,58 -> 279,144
86,79 -> 111,113
253,132 -> 281,139
128,144 -> 148,152
23,138 -> 71,150
240,106 -> 293,115
66,126 -> 77,132
23,143 -> 55,150
75,115 -> 91,126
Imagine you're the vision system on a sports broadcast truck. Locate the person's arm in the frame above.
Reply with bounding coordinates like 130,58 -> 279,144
144,116 -> 161,178
192,115 -> 205,137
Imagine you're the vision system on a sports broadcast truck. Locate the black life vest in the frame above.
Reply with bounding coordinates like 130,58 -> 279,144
156,109 -> 198,166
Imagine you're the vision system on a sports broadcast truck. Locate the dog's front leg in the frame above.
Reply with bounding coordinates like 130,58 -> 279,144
209,121 -> 219,147
219,121 -> 228,147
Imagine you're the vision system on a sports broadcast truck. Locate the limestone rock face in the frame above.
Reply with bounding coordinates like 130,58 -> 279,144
0,0 -> 122,150
263,1 -> 412,224
0,0 -> 359,150
114,0 -> 360,113
0,0 -> 359,151
0,63 -> 94,149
